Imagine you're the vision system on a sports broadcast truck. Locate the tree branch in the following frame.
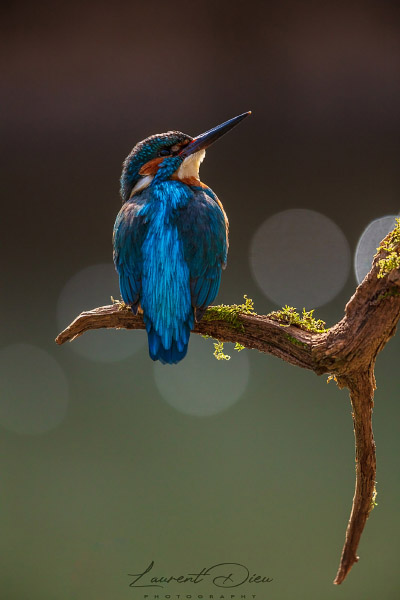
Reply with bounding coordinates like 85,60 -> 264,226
55,231 -> 400,585
333,369 -> 377,585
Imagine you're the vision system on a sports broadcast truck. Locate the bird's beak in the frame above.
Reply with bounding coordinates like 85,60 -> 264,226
180,111 -> 251,158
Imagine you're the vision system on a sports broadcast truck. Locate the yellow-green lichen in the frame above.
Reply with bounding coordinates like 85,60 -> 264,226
369,485 -> 378,513
268,305 -> 328,333
377,218 -> 400,279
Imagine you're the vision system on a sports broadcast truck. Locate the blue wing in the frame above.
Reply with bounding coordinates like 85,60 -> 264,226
176,186 -> 228,321
113,193 -> 150,313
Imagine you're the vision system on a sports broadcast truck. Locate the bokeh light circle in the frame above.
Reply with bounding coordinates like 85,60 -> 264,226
354,216 -> 397,284
153,335 -> 250,417
57,263 -> 146,362
0,343 -> 68,434
250,209 -> 351,307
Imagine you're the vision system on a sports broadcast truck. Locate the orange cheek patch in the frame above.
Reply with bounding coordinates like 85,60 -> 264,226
139,157 -> 164,176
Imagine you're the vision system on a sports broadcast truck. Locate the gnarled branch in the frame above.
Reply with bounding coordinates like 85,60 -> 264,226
56,233 -> 400,585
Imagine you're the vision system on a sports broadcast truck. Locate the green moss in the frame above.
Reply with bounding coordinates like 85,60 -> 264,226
213,341 -> 231,361
377,218 -> 400,278
203,296 -> 255,360
375,287 -> 400,303
212,340 -> 246,360
234,342 -> 245,352
285,333 -> 308,348
111,297 -> 129,311
268,305 -> 328,333
203,295 -> 256,332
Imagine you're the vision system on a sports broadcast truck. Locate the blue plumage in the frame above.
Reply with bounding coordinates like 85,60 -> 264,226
113,113 -> 250,364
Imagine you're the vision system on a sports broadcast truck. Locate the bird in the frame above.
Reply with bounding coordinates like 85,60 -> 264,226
113,111 -> 251,364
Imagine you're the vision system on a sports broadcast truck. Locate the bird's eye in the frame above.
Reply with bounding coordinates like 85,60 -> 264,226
158,148 -> 170,157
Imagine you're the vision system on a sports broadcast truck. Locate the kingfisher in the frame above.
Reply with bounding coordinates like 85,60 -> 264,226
113,111 -> 251,364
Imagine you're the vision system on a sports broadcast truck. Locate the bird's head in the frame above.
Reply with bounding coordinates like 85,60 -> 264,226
120,112 -> 251,202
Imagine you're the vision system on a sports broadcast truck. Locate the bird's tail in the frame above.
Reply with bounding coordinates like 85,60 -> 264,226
145,316 -> 193,365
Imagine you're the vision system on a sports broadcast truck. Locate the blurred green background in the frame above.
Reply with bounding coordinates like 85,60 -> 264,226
2,1 -> 400,598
